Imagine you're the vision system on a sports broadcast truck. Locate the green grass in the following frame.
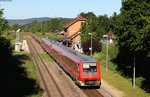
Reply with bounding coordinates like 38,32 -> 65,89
24,54 -> 41,97
100,65 -> 150,97
93,42 -> 150,97
94,42 -> 118,71
2,31 -> 41,97
33,32 -> 64,40
22,53 -> 39,80
3,31 -> 16,46
40,53 -> 54,62
15,52 -> 41,97
2,31 -> 24,50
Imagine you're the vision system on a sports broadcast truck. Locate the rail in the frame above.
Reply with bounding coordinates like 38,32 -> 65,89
25,34 -> 65,97
26,34 -> 106,97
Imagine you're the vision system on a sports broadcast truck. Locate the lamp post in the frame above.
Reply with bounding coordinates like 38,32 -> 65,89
88,33 -> 92,57
103,35 -> 109,72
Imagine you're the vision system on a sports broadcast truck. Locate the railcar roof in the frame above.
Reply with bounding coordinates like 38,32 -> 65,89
42,38 -> 97,63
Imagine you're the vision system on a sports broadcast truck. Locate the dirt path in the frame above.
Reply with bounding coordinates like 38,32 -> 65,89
98,79 -> 124,97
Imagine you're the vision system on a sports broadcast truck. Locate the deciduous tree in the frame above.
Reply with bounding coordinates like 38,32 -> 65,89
0,9 -> 8,36
110,0 -> 150,92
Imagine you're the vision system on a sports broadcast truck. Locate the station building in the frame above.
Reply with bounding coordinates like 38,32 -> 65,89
62,14 -> 87,52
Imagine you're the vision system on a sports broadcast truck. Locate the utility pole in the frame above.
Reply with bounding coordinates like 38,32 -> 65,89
106,35 -> 108,72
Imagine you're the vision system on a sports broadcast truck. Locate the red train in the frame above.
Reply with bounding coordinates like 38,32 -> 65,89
42,38 -> 101,87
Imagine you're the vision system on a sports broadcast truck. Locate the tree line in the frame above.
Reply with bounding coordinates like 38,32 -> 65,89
0,9 -> 13,60
110,0 -> 150,92
21,18 -> 70,34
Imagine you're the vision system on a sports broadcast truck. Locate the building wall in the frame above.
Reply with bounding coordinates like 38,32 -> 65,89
74,35 -> 80,43
67,20 -> 85,43
67,21 -> 85,37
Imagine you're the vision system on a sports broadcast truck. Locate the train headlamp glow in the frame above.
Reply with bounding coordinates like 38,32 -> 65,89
81,82 -> 84,86
83,64 -> 89,68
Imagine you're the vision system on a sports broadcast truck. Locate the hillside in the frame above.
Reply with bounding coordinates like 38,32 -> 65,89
7,17 -> 51,25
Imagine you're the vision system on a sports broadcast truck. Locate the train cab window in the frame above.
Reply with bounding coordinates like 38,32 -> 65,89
83,63 -> 97,75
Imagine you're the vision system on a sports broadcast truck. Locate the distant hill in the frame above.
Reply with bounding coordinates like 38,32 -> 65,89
6,17 -> 51,25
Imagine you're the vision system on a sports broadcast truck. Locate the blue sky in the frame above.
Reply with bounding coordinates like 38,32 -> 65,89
1,0 -> 122,19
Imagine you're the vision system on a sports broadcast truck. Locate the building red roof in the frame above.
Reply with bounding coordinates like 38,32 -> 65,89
105,32 -> 117,38
64,14 -> 87,29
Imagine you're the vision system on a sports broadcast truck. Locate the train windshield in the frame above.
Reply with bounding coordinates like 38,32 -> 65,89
83,63 -> 97,75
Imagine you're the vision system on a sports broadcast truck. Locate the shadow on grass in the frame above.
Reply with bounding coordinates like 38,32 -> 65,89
0,54 -> 41,97
112,47 -> 150,93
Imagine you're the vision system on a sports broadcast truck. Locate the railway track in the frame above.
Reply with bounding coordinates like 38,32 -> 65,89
25,35 -> 65,97
82,89 -> 104,97
25,34 -> 104,97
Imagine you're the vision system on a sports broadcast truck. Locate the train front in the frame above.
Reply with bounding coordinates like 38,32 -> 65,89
78,61 -> 101,86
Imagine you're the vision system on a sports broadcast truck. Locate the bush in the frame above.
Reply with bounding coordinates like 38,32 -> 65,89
82,38 -> 102,55
136,77 -> 145,88
0,37 -> 13,61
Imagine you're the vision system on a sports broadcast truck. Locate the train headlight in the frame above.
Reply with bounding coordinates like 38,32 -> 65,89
81,82 -> 84,86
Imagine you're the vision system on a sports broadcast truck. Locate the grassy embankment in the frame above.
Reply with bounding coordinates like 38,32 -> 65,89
3,31 -> 41,97
40,53 -> 54,62
94,42 -> 150,97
